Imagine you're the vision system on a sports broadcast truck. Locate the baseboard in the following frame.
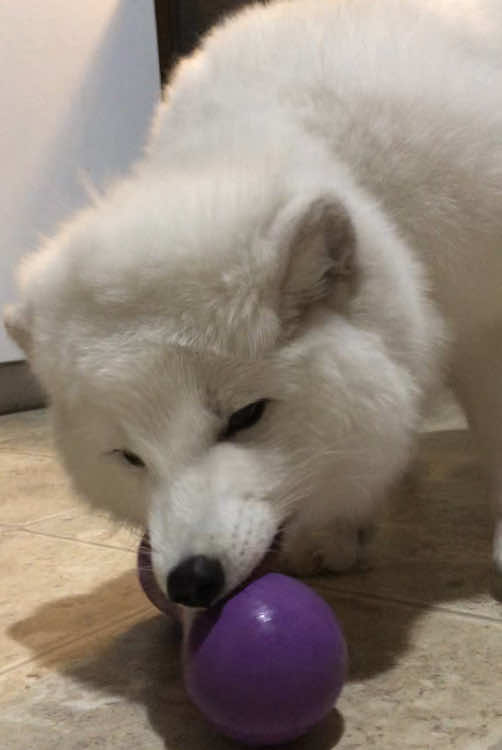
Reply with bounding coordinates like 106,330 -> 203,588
0,360 -> 46,414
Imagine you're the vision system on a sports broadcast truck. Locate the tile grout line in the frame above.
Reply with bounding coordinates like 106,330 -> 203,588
0,449 -> 56,458
0,605 -> 159,679
316,584 -> 502,625
9,526 -> 141,554
5,524 -> 501,624
1,512 -> 89,530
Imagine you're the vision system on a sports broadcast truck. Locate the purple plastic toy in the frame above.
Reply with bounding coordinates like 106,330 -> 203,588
137,535 -> 347,746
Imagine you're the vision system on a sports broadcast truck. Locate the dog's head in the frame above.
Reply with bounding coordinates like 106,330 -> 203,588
5,157 -> 437,605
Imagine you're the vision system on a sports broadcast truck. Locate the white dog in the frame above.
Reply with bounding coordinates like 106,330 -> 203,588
5,0 -> 502,607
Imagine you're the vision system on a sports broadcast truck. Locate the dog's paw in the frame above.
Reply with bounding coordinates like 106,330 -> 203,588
279,518 -> 374,577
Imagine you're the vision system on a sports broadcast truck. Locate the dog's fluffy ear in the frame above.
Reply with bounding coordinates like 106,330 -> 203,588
3,304 -> 32,356
279,197 -> 357,326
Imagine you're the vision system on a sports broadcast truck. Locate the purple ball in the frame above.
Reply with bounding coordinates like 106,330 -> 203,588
185,573 -> 347,746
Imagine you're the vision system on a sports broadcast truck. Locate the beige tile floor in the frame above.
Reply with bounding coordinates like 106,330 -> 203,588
1,404 -> 501,749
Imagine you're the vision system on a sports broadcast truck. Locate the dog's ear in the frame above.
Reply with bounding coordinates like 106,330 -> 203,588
3,304 -> 33,356
279,197 -> 357,327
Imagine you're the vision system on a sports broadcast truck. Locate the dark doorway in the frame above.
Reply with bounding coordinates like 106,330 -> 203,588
154,0 -> 256,83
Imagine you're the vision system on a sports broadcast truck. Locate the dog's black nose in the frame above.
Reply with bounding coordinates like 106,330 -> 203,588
167,555 -> 225,607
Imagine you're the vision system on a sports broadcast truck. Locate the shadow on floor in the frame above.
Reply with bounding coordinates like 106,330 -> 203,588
8,428 -> 499,749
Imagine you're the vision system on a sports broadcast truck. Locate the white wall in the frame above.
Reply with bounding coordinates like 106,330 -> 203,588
0,0 -> 160,361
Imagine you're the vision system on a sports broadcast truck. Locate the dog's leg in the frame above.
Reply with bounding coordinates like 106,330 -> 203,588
450,325 -> 502,579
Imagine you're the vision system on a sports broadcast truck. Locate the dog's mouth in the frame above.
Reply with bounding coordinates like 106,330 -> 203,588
138,530 -> 283,615
248,529 -> 283,578
221,529 -> 284,601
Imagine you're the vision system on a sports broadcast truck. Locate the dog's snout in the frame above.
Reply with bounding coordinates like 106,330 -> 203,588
167,555 -> 225,607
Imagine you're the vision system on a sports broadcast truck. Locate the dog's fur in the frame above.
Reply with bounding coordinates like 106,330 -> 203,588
5,0 -> 502,599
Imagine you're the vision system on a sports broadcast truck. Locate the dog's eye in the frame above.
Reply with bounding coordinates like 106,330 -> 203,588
114,449 -> 145,468
223,399 -> 269,439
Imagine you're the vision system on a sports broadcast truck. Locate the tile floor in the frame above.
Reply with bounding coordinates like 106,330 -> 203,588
0,403 -> 501,749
